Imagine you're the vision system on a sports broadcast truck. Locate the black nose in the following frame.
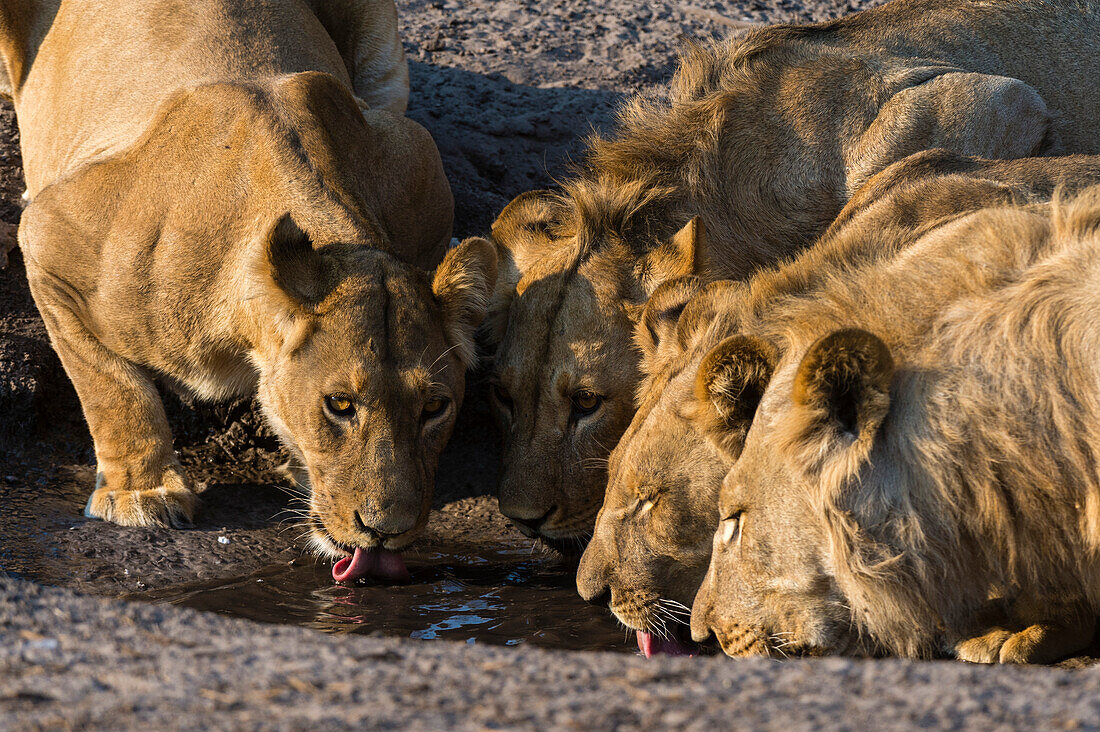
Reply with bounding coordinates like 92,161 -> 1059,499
511,505 -> 556,533
354,511 -> 405,542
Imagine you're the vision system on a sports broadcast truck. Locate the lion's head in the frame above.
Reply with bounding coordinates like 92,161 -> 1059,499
484,185 -> 705,551
693,191 -> 1100,661
688,328 -> 896,658
250,216 -> 497,570
576,278 -> 751,654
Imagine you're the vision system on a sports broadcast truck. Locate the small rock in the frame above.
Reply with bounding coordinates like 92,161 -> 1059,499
218,536 -> 230,545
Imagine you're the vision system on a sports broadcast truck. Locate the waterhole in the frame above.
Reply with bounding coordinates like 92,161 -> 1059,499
0,476 -> 633,653
128,545 -> 634,653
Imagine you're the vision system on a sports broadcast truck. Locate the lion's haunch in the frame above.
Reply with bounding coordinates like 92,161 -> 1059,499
332,547 -> 410,583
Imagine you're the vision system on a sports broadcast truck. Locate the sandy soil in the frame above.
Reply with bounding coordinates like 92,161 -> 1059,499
3,0 -> 1099,728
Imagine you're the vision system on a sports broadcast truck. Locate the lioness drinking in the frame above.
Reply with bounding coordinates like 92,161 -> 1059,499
486,0 -> 1100,550
690,178 -> 1100,663
576,150 -> 1100,657
3,0 -> 494,581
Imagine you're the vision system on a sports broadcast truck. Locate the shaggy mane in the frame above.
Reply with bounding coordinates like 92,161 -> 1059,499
775,185 -> 1100,655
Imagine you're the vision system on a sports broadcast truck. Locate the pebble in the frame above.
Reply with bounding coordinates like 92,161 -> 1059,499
218,536 -> 230,544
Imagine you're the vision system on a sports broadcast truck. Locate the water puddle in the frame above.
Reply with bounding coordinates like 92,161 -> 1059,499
129,546 -> 634,653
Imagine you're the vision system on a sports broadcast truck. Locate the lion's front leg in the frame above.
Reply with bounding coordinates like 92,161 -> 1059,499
30,277 -> 198,528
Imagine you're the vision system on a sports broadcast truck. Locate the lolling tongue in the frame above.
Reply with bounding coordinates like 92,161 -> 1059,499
636,631 -> 698,659
332,546 -> 410,583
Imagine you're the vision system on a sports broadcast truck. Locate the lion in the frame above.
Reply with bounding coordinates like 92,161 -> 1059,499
486,0 -> 1100,548
690,182 -> 1100,664
576,149 -> 1100,656
4,0 -> 494,581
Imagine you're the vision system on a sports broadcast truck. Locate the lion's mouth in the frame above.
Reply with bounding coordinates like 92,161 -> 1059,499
332,546 -> 410,583
611,599 -> 704,658
636,629 -> 700,658
307,519 -> 411,584
535,533 -> 590,559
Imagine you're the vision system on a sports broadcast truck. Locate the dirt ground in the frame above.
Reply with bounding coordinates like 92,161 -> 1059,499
3,0 -> 1100,728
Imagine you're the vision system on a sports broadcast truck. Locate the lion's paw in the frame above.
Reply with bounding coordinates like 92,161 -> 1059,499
85,466 -> 198,528
953,628 -> 1014,663
955,621 -> 1091,665
997,622 -> 1091,664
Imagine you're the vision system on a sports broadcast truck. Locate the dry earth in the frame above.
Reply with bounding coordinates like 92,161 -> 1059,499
3,0 -> 1099,728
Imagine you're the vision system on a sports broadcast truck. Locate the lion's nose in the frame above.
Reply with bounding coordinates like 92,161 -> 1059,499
580,584 -> 610,607
690,609 -> 716,644
353,509 -> 413,543
576,546 -> 612,605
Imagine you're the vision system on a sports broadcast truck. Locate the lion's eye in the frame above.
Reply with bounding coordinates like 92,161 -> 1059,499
423,397 -> 449,420
571,389 -> 602,417
720,511 -> 743,546
324,394 -> 355,418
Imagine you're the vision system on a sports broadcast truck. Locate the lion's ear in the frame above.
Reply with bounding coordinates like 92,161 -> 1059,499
784,329 -> 893,480
639,216 -> 707,296
847,71 -> 1052,193
262,213 -> 325,309
433,236 -> 499,368
693,335 -> 778,460
634,276 -> 705,366
482,190 -> 559,343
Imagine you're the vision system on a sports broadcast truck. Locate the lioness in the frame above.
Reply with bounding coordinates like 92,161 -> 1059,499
577,149 -> 1100,656
4,1 -> 495,580
486,0 -> 1100,548
690,181 -> 1100,663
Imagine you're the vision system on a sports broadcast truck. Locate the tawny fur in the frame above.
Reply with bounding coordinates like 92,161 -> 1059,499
4,1 -> 495,554
578,150 -> 1100,645
692,175 -> 1100,663
487,0 -> 1100,543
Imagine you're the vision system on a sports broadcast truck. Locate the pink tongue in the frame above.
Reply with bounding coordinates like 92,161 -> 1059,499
332,547 -> 410,583
636,631 -> 698,659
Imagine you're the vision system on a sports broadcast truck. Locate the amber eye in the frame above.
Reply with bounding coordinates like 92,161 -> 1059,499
324,394 -> 355,418
423,397 -> 448,420
571,389 -> 602,417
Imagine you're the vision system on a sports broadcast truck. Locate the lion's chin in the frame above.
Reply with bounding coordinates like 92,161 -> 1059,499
532,533 -> 591,560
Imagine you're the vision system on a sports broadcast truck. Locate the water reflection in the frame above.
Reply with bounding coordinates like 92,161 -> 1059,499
129,546 -> 631,653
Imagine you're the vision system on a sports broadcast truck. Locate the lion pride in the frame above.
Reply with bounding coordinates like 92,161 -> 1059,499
486,0 -> 1100,549
3,0 -> 494,581
691,179 -> 1100,664
576,150 -> 1100,656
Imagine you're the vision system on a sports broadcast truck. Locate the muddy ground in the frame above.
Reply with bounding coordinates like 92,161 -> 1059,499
3,0 -> 1100,728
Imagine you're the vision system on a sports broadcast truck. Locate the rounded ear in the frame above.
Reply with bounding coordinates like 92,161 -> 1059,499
692,334 -> 778,460
782,329 -> 893,503
483,190 -> 560,344
638,216 -> 707,296
432,237 -> 499,369
792,328 -> 894,439
634,275 -> 705,367
490,189 -> 559,275
262,213 -> 324,308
